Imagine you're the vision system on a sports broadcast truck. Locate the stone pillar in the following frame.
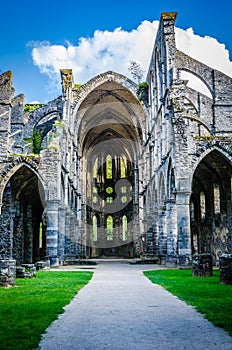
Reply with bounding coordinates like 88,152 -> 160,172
219,254 -> 232,285
152,213 -> 159,255
176,191 -> 192,261
58,207 -> 66,263
158,206 -> 167,263
10,94 -> 25,154
60,69 -> 73,123
46,200 -> 59,266
70,213 -> 78,257
166,199 -> 177,254
0,71 -> 13,161
0,183 -> 13,259
160,12 -> 177,87
24,204 -> 33,263
65,209 -> 72,258
166,199 -> 178,266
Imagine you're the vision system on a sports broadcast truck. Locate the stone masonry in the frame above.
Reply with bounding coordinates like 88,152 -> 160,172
0,12 -> 231,266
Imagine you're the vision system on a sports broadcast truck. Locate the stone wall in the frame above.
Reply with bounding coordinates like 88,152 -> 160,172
0,12 -> 231,266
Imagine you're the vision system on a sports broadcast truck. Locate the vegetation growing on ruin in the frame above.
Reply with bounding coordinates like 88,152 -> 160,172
137,82 -> 149,104
0,271 -> 93,350
74,83 -> 83,89
144,269 -> 232,337
24,104 -> 42,113
24,129 -> 44,154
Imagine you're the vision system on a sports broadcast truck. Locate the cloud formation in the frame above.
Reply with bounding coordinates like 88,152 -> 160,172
30,20 -> 232,99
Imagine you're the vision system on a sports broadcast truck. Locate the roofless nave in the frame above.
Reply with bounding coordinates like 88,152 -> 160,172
0,12 -> 232,266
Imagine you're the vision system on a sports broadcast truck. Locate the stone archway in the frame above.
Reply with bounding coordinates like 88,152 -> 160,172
75,80 -> 144,258
0,165 -> 45,264
191,150 -> 232,260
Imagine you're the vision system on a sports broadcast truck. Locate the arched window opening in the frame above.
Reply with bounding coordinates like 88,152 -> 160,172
179,70 -> 212,98
213,184 -> 220,214
200,191 -> 206,219
92,215 -> 98,241
122,215 -> 128,241
106,155 -> 113,179
106,215 -> 113,240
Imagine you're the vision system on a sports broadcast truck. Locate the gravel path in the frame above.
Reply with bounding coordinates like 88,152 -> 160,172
38,261 -> 232,350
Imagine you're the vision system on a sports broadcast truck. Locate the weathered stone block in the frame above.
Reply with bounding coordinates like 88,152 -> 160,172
35,260 -> 50,270
0,259 -> 16,286
219,254 -> 232,284
192,254 -> 213,277
17,264 -> 37,278
166,254 -> 178,267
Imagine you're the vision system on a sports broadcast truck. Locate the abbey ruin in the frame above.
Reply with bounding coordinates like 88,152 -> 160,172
0,12 -> 231,266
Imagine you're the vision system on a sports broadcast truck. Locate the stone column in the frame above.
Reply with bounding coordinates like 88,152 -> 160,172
10,94 -> 25,154
158,206 -> 167,263
146,209 -> 154,255
70,213 -> 78,257
152,212 -> 159,256
65,209 -> 72,258
60,69 -> 73,123
0,71 -> 12,161
24,204 -> 33,263
166,199 -> 177,254
176,191 -> 192,263
46,200 -> 59,266
58,207 -> 66,263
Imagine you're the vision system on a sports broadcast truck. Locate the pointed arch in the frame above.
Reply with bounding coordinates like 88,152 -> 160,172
0,163 -> 46,264
0,160 -> 44,211
191,149 -> 232,257
178,69 -> 212,98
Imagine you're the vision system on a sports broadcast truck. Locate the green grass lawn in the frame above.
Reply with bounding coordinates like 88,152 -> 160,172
144,269 -> 232,337
0,271 -> 93,350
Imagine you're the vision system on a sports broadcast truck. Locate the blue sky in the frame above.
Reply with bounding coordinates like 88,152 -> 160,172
1,0 -> 232,103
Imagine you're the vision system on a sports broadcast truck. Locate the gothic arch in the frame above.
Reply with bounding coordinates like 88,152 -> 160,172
0,160 -> 44,210
74,75 -> 143,257
72,71 -> 138,113
72,76 -> 146,146
178,68 -> 213,99
191,149 -> 232,258
0,163 -> 46,264
176,50 -> 214,97
192,146 -> 232,176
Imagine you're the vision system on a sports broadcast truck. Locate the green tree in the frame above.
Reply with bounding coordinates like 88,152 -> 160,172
128,60 -> 145,83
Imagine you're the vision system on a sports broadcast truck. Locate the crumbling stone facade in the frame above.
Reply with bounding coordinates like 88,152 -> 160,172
0,12 -> 231,266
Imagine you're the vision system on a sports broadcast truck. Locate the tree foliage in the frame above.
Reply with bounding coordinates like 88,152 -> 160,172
128,60 -> 145,83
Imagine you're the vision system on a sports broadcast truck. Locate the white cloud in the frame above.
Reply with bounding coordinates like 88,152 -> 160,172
30,20 -> 232,99
175,27 -> 232,78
